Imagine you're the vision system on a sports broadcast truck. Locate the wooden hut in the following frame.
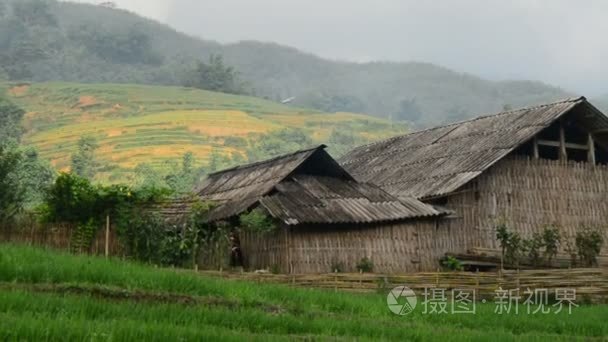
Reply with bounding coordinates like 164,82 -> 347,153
340,97 -> 608,267
197,145 -> 450,273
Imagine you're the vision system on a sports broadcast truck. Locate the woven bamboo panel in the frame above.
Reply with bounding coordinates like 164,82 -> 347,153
240,220 -> 453,274
446,156 -> 608,253
0,223 -> 123,256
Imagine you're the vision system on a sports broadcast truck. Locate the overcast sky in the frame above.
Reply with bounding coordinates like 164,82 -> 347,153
73,0 -> 608,96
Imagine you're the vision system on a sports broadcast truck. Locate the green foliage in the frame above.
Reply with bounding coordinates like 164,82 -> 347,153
0,145 -> 23,227
395,98 -> 423,122
328,128 -> 370,157
246,128 -> 314,162
164,151 -> 200,194
71,218 -> 97,254
299,91 -> 367,113
207,148 -> 232,173
68,23 -> 162,65
575,229 -> 604,267
43,172 -> 170,255
239,208 -> 276,234
522,233 -> 544,267
495,222 -> 523,267
134,163 -> 166,189
223,136 -> 248,148
42,172 -> 98,224
15,146 -> 55,207
497,223 -> 564,268
0,98 -> 25,144
184,54 -> 248,95
115,208 -> 165,263
71,135 -> 98,180
541,225 -> 561,263
180,201 -> 219,269
356,257 -> 374,273
442,256 -> 463,271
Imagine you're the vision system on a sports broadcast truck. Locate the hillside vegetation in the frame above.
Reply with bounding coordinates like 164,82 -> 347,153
0,0 -> 574,126
6,82 -> 405,183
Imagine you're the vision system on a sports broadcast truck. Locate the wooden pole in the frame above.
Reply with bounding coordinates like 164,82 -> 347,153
559,122 -> 567,161
588,133 -> 596,165
532,137 -> 539,159
105,214 -> 110,258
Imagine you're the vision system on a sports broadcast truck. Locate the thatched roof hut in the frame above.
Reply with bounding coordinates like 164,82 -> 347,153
198,145 -> 444,225
340,97 -> 608,269
340,97 -> 608,200
185,97 -> 608,273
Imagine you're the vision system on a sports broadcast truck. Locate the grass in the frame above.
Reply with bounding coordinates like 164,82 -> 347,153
6,82 -> 406,182
0,244 -> 606,341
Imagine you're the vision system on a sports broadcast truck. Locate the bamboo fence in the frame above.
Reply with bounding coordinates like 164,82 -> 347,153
200,268 -> 608,302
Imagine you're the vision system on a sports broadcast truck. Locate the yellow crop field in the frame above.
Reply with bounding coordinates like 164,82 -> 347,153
7,82 -> 407,183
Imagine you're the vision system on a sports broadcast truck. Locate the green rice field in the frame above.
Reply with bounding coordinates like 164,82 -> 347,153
0,244 -> 606,341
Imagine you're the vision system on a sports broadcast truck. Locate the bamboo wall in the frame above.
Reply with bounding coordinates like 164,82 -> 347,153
445,156 -> 608,253
240,219 -> 455,274
0,223 -> 122,256
240,157 -> 608,274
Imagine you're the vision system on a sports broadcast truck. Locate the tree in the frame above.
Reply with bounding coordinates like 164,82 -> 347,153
165,151 -> 200,194
184,54 -> 247,95
0,98 -> 25,145
394,98 -> 422,123
0,145 -> 23,227
11,0 -> 57,27
15,146 -> 55,207
134,163 -> 165,189
71,135 -> 99,180
69,24 -> 162,65
0,0 -> 56,79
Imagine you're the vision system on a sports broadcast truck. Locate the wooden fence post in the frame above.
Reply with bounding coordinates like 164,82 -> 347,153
105,214 -> 110,258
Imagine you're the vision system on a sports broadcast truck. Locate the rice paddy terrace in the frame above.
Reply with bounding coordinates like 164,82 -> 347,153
1,245 -> 606,341
6,82 -> 405,183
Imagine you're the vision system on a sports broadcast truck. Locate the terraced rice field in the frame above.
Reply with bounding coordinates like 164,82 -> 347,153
7,82 -> 405,182
1,245 -> 606,341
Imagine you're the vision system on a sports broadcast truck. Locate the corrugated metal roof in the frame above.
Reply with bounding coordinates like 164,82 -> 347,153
197,145 -> 326,220
340,97 -> 605,199
259,176 -> 444,225
196,145 -> 445,224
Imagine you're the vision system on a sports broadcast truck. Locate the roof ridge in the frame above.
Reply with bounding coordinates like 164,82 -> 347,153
207,144 -> 326,176
341,97 -> 586,161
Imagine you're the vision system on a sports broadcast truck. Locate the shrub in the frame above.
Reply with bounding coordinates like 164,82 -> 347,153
356,257 -> 374,273
495,223 -> 523,267
575,229 -> 604,267
523,233 -> 544,267
270,264 -> 281,275
442,256 -> 463,271
115,208 -> 165,264
542,225 -> 560,264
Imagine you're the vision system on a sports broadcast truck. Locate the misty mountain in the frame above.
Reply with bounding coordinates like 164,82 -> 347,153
0,0 -> 578,126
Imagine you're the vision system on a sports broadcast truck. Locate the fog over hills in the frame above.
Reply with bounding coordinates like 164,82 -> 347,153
75,0 -> 608,96
11,1 -> 608,125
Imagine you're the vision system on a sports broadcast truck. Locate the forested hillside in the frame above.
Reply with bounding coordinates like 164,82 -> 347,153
0,0 -> 575,126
